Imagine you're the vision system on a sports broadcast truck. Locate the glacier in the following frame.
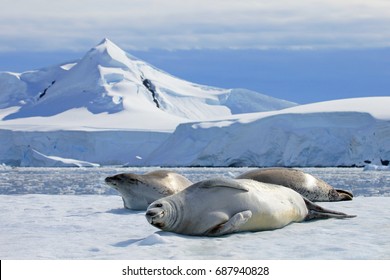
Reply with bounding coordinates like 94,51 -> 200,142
0,129 -> 169,167
146,97 -> 390,167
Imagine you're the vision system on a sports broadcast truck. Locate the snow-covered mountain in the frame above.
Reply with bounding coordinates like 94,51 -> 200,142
0,38 -> 295,132
145,97 -> 390,167
0,38 -> 297,166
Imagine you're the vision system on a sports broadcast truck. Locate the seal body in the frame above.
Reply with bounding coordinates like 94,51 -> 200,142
236,168 -> 353,202
105,170 -> 192,210
145,178 -> 355,236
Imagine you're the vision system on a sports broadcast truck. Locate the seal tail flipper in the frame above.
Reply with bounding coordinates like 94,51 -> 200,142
303,198 -> 356,221
206,210 -> 252,236
335,189 -> 354,201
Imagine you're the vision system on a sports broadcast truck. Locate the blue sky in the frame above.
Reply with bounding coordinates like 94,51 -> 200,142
1,0 -> 389,104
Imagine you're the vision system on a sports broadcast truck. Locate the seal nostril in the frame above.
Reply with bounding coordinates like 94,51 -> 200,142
146,211 -> 155,217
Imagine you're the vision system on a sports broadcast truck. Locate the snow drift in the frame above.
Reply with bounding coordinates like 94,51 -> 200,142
146,97 -> 390,167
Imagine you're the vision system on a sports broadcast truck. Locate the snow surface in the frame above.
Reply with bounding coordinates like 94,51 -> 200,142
146,97 -> 390,167
0,167 -> 389,259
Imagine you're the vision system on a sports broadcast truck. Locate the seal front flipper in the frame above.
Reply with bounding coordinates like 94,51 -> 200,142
303,198 -> 356,220
206,210 -> 252,236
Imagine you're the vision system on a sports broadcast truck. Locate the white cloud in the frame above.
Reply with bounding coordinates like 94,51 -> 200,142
1,0 -> 390,51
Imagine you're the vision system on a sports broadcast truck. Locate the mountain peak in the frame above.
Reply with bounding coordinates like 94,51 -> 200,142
95,38 -> 121,52
98,37 -> 113,45
88,38 -> 129,64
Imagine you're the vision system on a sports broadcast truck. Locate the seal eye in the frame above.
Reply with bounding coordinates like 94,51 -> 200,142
155,203 -> 163,208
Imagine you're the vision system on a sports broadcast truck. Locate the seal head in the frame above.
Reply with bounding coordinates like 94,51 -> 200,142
146,200 -> 179,230
105,170 -> 192,210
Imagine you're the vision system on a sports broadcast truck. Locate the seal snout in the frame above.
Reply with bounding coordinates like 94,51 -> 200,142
104,176 -> 114,183
146,209 -> 166,228
105,175 -> 119,188
105,174 -> 129,187
146,202 -> 166,228
146,209 -> 165,220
